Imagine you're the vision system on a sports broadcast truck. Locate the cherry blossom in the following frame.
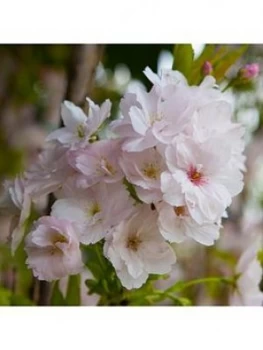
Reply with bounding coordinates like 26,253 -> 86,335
25,216 -> 83,281
0,176 -> 31,253
51,182 -> 136,244
104,206 -> 176,289
46,98 -> 111,147
68,139 -> 123,187
119,147 -> 166,203
156,201 -> 220,246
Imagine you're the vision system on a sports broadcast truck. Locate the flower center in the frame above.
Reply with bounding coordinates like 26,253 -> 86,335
143,163 -> 160,180
51,233 -> 68,245
100,158 -> 116,176
49,233 -> 68,255
88,202 -> 101,217
174,206 -> 186,217
127,235 -> 142,252
149,112 -> 163,125
77,124 -> 85,139
187,165 -> 205,186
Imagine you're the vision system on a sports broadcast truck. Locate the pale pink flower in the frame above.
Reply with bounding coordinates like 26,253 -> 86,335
25,216 -> 83,281
156,201 -> 220,246
119,147 -> 166,203
229,237 -> 263,306
46,99 -> 111,147
143,66 -> 188,89
112,87 -> 160,151
25,143 -> 73,198
110,85 -> 192,149
51,182 -> 135,244
144,66 -> 221,104
186,100 -> 246,172
68,139 -> 123,187
104,206 -> 176,289
111,68 -> 225,150
1,176 -> 31,254
163,134 -> 242,224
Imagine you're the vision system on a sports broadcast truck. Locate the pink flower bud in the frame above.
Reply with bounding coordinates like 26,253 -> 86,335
239,63 -> 259,80
202,61 -> 213,76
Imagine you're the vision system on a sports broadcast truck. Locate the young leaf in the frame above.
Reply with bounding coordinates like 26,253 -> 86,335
172,44 -> 194,81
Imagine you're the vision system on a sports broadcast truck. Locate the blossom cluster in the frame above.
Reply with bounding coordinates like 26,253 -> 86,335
2,67 -> 247,290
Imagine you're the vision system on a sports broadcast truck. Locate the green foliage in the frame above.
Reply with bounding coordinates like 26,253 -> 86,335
189,44 -> 248,85
51,281 -> 66,306
84,242 -> 124,305
83,242 -> 193,306
173,44 -> 194,82
65,274 -> 81,306
212,45 -> 248,82
0,285 -> 33,306
0,132 -> 24,178
123,178 -> 143,204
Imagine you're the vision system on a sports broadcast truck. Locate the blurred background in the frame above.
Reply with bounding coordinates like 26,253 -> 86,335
0,44 -> 262,305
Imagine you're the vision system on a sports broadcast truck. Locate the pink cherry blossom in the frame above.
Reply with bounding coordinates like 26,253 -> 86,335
25,143 -> 74,198
51,182 -> 136,244
46,98 -> 111,147
104,206 -> 176,289
163,134 -> 241,224
119,147 -> 166,203
25,216 -> 83,281
68,139 -> 123,187
156,201 -> 220,246
1,176 -> 31,254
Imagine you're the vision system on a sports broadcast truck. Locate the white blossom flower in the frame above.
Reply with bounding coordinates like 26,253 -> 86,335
104,206 -> 176,289
25,143 -> 73,198
162,133 -> 243,224
25,216 -> 83,281
51,182 -> 135,244
143,66 -> 188,89
46,99 -> 111,147
68,139 -> 123,187
229,238 -> 263,306
156,201 -> 220,246
0,176 -> 31,254
119,147 -> 166,203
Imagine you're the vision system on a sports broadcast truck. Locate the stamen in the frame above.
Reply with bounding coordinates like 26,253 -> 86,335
174,206 -> 186,217
187,165 -> 206,186
127,235 -> 142,251
143,163 -> 160,180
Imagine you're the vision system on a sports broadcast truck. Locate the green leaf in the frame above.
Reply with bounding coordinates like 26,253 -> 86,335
0,287 -> 11,306
172,44 -> 194,81
65,274 -> 81,306
50,281 -> 66,306
10,294 -> 34,306
123,178 -> 143,204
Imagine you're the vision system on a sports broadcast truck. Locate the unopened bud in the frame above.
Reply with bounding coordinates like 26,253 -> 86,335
239,63 -> 259,80
202,61 -> 213,76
